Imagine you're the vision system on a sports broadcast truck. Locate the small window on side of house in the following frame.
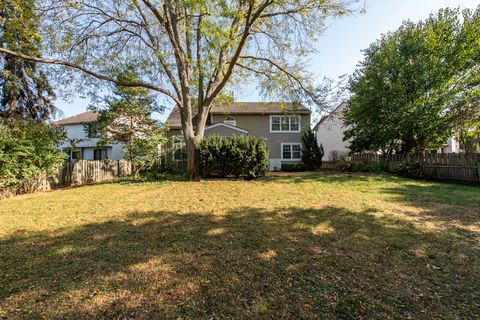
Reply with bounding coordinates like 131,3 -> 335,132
94,149 -> 108,160
71,151 -> 81,160
224,116 -> 236,126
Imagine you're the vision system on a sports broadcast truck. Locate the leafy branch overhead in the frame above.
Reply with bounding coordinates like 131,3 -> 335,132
0,0 -> 361,178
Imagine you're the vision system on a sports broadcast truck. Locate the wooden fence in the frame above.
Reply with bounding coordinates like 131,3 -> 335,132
43,159 -> 132,190
351,153 -> 480,184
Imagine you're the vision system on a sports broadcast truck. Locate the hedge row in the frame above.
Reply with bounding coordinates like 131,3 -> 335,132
198,135 -> 269,179
339,161 -> 421,177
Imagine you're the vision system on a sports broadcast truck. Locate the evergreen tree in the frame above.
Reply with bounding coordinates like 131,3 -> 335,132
302,130 -> 324,170
0,0 -> 56,120
88,68 -> 166,174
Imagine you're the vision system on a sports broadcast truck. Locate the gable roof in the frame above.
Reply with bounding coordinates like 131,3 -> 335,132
313,102 -> 348,132
54,111 -> 98,125
205,122 -> 249,134
166,102 -> 310,129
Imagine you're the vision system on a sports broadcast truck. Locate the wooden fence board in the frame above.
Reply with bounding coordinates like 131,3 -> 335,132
44,159 -> 132,190
351,153 -> 480,184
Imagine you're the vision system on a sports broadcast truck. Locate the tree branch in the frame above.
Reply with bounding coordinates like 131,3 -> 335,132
0,47 -> 180,104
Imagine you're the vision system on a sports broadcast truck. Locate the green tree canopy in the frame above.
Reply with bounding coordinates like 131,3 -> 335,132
88,68 -> 166,174
344,6 -> 480,154
0,0 -> 360,178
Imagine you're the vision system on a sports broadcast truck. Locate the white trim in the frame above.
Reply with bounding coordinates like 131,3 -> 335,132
205,122 -> 248,134
281,143 -> 302,161
270,115 -> 301,133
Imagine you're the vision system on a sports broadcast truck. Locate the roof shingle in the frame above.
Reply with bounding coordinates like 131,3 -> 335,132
55,111 -> 98,125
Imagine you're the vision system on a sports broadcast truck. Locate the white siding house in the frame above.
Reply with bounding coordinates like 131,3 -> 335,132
55,111 -> 126,160
313,102 -> 350,160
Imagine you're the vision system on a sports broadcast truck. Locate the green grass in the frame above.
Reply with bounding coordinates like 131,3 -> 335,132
0,172 -> 479,319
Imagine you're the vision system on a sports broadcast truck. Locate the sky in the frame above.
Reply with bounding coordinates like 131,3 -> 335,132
55,0 -> 479,123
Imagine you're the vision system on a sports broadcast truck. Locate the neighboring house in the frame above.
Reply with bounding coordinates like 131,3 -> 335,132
434,136 -> 462,154
55,111 -> 125,160
313,102 -> 350,160
165,102 -> 311,171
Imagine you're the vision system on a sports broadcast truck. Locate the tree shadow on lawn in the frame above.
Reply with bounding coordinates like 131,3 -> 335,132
266,171 -> 389,185
1,206 -> 479,319
382,182 -> 480,228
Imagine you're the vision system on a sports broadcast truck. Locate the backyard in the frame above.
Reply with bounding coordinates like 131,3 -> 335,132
0,172 -> 479,319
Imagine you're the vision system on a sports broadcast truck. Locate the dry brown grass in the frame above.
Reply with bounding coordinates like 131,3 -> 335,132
0,172 -> 479,319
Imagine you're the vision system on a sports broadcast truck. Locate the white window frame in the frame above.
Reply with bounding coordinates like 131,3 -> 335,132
281,143 -> 302,161
270,115 -> 301,133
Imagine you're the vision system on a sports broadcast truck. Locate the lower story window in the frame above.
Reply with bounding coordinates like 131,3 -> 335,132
282,143 -> 302,160
71,150 -> 81,160
94,149 -> 108,160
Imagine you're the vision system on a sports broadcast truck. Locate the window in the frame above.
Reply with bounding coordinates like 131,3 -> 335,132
71,151 -> 81,160
281,143 -> 302,160
224,116 -> 236,126
172,136 -> 186,161
94,149 -> 108,160
270,116 -> 301,132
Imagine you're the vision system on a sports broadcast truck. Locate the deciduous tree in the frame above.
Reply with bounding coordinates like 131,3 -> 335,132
345,6 -> 480,154
0,0 -> 359,178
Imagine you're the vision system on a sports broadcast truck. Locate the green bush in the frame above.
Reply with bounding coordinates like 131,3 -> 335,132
390,163 -> 421,178
342,161 -> 422,178
281,163 -> 304,172
0,119 -> 66,198
198,135 -> 268,179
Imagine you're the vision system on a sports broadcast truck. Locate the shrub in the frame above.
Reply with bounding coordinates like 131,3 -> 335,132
0,119 -> 66,198
390,163 -> 421,178
301,130 -> 324,170
198,135 -> 268,179
281,163 -> 304,172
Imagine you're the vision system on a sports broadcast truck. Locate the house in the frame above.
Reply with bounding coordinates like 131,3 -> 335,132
55,111 -> 125,160
165,102 -> 311,170
313,102 -> 350,160
435,137 -> 462,154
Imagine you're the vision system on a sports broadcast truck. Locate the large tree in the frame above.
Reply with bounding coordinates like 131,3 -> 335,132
88,68 -> 167,174
0,0 -> 56,120
0,0 -> 359,178
344,6 -> 480,154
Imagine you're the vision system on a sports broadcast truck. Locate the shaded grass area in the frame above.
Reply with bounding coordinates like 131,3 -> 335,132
0,172 -> 479,319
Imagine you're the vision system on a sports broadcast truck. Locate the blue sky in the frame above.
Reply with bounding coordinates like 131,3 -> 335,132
56,0 -> 479,122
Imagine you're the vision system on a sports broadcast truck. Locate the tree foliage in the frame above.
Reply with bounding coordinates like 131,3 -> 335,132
301,129 -> 324,170
0,118 -> 65,197
0,0 -> 56,120
345,6 -> 480,154
0,0 -> 360,178
198,135 -> 268,179
88,69 -> 167,174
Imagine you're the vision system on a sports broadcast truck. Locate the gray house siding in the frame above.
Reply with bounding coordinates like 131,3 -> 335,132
211,113 -> 310,161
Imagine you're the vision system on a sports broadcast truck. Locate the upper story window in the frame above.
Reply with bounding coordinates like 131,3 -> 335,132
270,115 -> 300,133
224,116 -> 236,126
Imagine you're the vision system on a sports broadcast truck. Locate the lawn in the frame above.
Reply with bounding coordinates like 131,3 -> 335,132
0,172 -> 479,319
